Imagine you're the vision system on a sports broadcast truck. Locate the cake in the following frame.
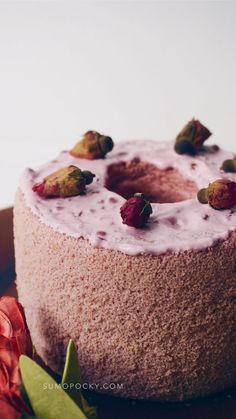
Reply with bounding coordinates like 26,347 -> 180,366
14,122 -> 236,401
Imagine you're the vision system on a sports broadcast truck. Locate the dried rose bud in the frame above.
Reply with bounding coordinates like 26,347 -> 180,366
120,193 -> 152,228
197,179 -> 236,210
70,130 -> 114,159
221,158 -> 236,173
175,119 -> 211,155
32,166 -> 95,198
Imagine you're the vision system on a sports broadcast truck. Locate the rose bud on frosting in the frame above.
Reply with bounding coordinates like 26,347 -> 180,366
221,158 -> 236,173
197,179 -> 236,210
175,119 -> 211,155
120,193 -> 152,228
32,165 -> 95,198
70,130 -> 114,159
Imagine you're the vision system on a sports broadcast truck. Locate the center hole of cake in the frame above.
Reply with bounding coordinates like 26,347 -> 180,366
105,159 -> 198,203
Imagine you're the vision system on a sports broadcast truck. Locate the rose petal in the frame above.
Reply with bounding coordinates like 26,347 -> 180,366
0,297 -> 32,357
0,336 -> 21,387
0,297 -> 27,335
0,297 -> 33,394
0,397 -> 21,419
5,386 -> 32,415
0,311 -> 13,338
0,386 -> 32,418
0,361 -> 10,392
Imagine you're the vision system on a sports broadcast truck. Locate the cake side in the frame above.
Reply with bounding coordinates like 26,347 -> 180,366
14,189 -> 236,401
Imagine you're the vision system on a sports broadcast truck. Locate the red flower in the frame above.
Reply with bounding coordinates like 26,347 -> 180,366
0,336 -> 20,391
0,297 -> 32,360
0,297 -> 33,418
0,386 -> 32,418
0,395 -> 21,419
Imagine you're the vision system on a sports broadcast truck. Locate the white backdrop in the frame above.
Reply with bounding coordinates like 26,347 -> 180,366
0,1 -> 236,208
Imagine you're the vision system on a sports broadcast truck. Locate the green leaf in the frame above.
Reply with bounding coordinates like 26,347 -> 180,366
20,355 -> 87,419
61,339 -> 97,419
61,339 -> 83,408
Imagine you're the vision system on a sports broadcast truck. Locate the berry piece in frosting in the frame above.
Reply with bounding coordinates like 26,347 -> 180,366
175,119 -> 212,155
221,158 -> 236,173
70,130 -> 114,159
120,193 -> 153,228
32,166 -> 95,198
197,179 -> 236,210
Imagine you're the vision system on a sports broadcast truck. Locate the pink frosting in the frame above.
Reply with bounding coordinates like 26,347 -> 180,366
19,140 -> 236,255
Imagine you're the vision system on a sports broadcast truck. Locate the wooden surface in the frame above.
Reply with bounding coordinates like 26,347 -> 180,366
0,207 -> 16,295
0,207 -> 235,419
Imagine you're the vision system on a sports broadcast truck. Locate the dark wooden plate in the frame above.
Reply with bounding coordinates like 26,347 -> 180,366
1,207 -> 235,419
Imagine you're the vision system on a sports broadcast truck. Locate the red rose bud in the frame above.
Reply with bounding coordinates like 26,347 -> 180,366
175,119 -> 211,155
70,130 -> 114,159
197,179 -> 236,210
32,166 -> 95,198
120,193 -> 152,228
221,158 -> 236,173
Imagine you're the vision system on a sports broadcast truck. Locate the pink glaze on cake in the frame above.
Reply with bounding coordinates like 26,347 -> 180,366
14,139 -> 236,401
19,140 -> 236,255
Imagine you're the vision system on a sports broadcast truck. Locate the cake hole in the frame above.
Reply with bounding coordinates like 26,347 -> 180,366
105,159 -> 198,203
